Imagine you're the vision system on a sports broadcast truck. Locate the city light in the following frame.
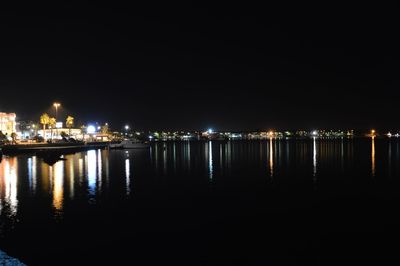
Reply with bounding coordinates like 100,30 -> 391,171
53,102 -> 61,120
312,130 -> 318,136
207,128 -> 213,134
125,125 -> 130,131
87,125 -> 96,134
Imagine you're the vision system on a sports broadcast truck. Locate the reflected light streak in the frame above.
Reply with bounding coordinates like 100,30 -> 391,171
87,150 -> 97,196
125,159 -> 131,196
209,141 -> 213,180
78,158 -> 84,182
269,138 -> 274,177
371,137 -> 376,177
97,150 -> 102,192
163,144 -> 167,174
0,158 -> 18,216
28,156 -> 37,194
69,158 -> 75,199
313,137 -> 317,178
53,161 -> 64,211
388,141 -> 392,177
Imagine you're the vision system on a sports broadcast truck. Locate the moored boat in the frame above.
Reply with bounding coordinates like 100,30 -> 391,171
109,140 -> 150,149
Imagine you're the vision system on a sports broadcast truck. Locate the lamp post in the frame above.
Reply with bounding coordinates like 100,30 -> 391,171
125,125 -> 129,136
53,102 -> 61,140
53,103 -> 61,121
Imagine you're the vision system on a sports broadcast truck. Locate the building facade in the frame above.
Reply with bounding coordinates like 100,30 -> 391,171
0,112 -> 17,136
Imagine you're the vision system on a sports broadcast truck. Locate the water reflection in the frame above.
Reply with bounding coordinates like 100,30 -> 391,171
97,150 -> 102,193
28,156 -> 37,194
87,150 -> 97,197
313,137 -> 317,179
52,161 -> 64,211
371,137 -> 376,177
208,141 -> 213,180
269,138 -> 274,177
67,157 -> 75,199
0,157 -> 18,217
0,140 -> 399,225
125,158 -> 131,196
388,141 -> 392,177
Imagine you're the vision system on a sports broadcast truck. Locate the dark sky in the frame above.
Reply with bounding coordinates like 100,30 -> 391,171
1,3 -> 399,131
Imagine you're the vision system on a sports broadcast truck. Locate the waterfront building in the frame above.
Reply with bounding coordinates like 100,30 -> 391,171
0,112 -> 17,136
37,128 -> 110,141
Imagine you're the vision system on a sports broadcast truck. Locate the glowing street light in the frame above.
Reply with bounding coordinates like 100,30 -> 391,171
87,125 -> 96,134
53,102 -> 61,121
53,102 -> 61,139
124,125 -> 130,136
207,128 -> 213,134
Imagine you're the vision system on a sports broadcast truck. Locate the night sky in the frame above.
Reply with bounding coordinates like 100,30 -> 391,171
1,3 -> 399,131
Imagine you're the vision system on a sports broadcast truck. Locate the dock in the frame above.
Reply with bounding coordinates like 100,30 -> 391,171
0,142 -> 109,155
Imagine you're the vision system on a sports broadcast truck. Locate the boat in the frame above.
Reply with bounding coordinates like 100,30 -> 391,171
108,141 -> 123,149
109,140 -> 150,149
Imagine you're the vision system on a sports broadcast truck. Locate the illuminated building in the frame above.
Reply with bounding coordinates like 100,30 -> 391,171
0,112 -> 17,136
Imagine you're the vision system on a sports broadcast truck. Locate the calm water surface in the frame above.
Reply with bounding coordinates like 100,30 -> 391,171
1,139 -> 400,265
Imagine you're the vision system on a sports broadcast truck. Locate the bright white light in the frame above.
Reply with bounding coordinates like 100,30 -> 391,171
125,125 -> 129,130
97,126 -> 101,130
87,125 -> 96,134
207,128 -> 213,134
56,122 -> 63,128
312,131 -> 318,136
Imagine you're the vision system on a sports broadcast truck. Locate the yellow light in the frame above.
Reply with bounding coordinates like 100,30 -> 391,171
53,102 -> 61,108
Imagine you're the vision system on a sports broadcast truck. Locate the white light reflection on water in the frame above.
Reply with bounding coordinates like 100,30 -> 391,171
0,157 -> 18,217
28,156 -> 37,194
68,158 -> 75,199
313,137 -> 317,180
97,150 -> 102,193
371,137 -> 376,177
125,158 -> 131,196
87,150 -> 97,198
208,141 -> 213,180
78,158 -> 84,183
53,160 -> 64,211
269,138 -> 274,178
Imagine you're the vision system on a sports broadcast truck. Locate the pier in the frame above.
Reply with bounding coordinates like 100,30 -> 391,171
0,142 -> 109,155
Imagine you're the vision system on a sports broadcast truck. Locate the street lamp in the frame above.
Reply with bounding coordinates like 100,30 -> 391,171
53,102 -> 61,121
53,102 -> 61,140
125,125 -> 130,136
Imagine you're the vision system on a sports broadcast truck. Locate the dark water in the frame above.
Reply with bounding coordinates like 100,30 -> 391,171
1,138 -> 400,265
